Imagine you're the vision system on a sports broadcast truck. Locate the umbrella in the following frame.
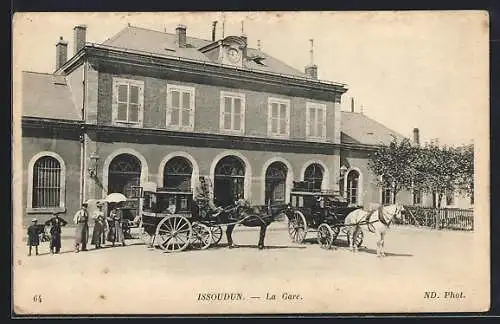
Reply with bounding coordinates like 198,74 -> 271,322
104,193 -> 128,203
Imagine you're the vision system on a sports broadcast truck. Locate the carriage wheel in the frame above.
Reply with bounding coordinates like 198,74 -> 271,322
353,228 -> 364,248
155,215 -> 192,253
210,225 -> 223,246
191,222 -> 212,250
317,224 -> 334,249
288,210 -> 308,244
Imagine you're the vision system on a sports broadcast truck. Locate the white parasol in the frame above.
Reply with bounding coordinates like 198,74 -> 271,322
104,193 -> 128,203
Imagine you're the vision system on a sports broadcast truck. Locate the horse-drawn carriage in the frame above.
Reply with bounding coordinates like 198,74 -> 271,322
285,181 -> 364,249
136,177 -> 289,252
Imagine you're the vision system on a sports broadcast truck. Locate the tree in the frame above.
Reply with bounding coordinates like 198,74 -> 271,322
368,136 -> 416,204
413,143 -> 473,208
455,143 -> 474,199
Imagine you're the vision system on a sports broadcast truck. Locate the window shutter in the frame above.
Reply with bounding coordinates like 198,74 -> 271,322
112,81 -> 119,123
306,105 -> 311,137
267,100 -> 272,135
137,85 -> 144,126
285,103 -> 291,137
219,94 -> 225,131
189,90 -> 195,130
166,88 -> 172,126
240,96 -> 245,133
321,107 -> 327,139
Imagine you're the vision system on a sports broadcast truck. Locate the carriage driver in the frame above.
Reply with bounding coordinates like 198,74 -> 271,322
194,176 -> 223,218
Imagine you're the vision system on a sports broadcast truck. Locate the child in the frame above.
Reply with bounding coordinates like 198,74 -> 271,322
27,218 -> 40,256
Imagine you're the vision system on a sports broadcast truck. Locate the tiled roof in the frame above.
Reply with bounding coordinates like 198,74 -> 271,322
102,25 -> 307,77
340,111 -> 406,146
22,71 -> 80,120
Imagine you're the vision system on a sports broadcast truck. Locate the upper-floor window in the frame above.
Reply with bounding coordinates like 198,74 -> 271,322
267,98 -> 290,138
306,102 -> 327,140
112,78 -> 144,126
220,91 -> 245,134
166,84 -> 195,131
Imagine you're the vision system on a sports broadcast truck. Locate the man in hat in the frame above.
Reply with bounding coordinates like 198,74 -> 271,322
45,212 -> 68,254
27,218 -> 40,256
91,202 -> 107,249
73,202 -> 89,252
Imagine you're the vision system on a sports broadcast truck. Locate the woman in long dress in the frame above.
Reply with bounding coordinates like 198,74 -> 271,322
107,206 -> 125,247
91,203 -> 107,249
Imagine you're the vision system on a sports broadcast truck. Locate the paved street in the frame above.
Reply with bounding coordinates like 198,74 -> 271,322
13,221 -> 488,314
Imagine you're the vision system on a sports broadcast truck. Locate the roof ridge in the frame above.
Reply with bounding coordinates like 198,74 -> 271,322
103,24 -> 133,44
22,71 -> 55,76
342,110 -> 405,139
126,24 -> 212,43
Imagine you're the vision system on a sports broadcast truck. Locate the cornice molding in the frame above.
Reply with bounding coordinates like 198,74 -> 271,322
21,117 -> 379,153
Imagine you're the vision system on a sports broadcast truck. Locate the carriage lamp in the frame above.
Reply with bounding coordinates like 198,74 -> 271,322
339,165 -> 348,178
88,152 -> 100,178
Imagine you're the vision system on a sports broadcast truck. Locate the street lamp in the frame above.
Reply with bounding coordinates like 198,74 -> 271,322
88,152 -> 100,178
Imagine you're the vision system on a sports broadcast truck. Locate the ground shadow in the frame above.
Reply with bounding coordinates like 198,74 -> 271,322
205,243 -> 307,251
356,247 -> 414,257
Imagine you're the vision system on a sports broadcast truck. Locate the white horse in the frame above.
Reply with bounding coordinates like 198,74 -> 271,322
344,204 -> 404,257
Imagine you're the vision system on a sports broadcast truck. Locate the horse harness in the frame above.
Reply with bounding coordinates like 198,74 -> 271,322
364,206 -> 394,233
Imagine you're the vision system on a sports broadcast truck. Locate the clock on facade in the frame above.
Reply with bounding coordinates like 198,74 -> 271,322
227,48 -> 241,64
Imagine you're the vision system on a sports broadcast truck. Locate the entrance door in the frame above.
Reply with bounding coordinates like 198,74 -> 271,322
214,156 -> 245,207
265,161 -> 287,205
108,153 -> 141,197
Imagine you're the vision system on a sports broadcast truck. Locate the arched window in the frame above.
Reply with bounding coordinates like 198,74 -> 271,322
214,156 -> 245,206
108,154 -> 141,198
265,161 -> 287,204
346,170 -> 360,205
381,175 -> 394,205
304,163 -> 324,191
163,157 -> 193,191
32,156 -> 61,208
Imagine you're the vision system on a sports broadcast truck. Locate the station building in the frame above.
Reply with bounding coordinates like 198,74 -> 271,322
22,23 -> 444,225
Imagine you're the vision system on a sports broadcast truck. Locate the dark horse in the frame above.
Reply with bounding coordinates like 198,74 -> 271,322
193,199 -> 288,250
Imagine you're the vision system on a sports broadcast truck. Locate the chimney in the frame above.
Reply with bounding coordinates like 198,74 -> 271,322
413,128 -> 420,146
176,24 -> 187,48
211,21 -> 217,41
305,39 -> 318,79
351,97 -> 355,112
73,25 -> 87,55
55,36 -> 68,70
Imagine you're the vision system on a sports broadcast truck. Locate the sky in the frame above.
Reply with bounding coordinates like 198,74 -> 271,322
13,11 -> 489,146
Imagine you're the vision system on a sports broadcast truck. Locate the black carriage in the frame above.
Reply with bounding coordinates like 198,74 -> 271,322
285,181 -> 363,249
138,188 -> 218,252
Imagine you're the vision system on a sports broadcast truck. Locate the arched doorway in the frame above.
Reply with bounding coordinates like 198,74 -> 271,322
163,156 -> 193,192
346,170 -> 360,205
304,163 -> 324,191
108,153 -> 141,197
214,156 -> 245,206
265,161 -> 287,205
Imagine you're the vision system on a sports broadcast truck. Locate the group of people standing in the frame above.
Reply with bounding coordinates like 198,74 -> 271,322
27,212 -> 68,256
27,201 -> 128,256
73,201 -> 127,252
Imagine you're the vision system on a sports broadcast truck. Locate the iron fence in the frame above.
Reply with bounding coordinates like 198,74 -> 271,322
398,206 -> 474,231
